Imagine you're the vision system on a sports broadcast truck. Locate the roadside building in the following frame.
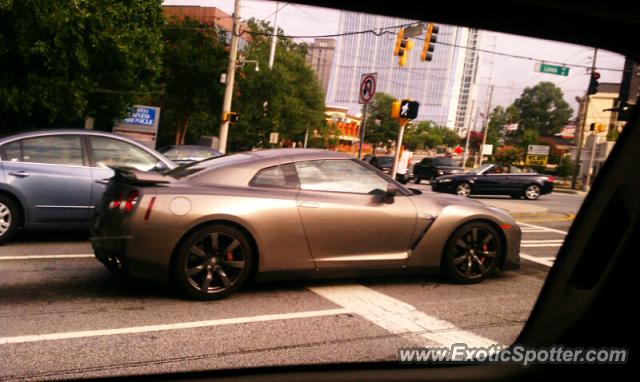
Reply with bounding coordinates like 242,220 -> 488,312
322,106 -> 367,154
306,39 -> 336,95
571,83 -> 623,183
162,5 -> 251,49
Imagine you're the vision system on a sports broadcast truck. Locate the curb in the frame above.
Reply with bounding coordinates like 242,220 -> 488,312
553,188 -> 588,196
506,209 -> 549,219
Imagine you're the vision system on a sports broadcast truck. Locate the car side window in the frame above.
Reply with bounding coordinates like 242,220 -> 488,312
250,164 -> 298,189
0,141 -> 22,162
5,136 -> 84,166
294,159 -> 388,194
90,136 -> 162,172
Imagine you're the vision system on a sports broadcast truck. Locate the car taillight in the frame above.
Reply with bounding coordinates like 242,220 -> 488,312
124,191 -> 139,213
109,194 -> 123,210
109,191 -> 140,213
546,176 -> 555,182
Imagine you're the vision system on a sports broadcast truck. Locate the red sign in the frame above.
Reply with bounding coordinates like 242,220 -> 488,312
358,73 -> 377,104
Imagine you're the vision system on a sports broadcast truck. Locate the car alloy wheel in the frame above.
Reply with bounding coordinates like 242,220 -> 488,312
0,196 -> 19,244
456,182 -> 472,197
524,184 -> 541,200
174,224 -> 253,299
444,222 -> 502,283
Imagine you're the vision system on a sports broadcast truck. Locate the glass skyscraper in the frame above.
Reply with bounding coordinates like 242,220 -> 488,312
326,11 -> 481,131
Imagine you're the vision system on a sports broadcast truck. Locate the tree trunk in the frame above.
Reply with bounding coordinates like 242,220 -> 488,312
175,114 -> 190,145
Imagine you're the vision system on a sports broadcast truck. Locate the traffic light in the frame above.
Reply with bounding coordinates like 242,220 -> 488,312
393,28 -> 414,67
391,101 -> 401,119
223,112 -> 239,123
421,23 -> 439,61
588,72 -> 600,95
393,28 -> 405,56
399,100 -> 420,119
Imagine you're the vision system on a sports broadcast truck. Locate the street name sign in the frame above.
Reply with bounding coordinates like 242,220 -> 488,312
534,62 -> 569,76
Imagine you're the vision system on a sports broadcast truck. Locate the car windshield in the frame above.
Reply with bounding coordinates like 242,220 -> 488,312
1,0 -> 634,378
470,164 -> 494,174
434,157 -> 458,167
162,146 -> 220,161
376,156 -> 394,166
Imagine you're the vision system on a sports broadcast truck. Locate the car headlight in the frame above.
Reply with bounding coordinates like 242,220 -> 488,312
439,179 -> 452,183
437,170 -> 444,175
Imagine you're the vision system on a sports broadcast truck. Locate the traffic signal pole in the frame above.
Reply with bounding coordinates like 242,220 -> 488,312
462,100 -> 476,169
571,47 -> 598,190
358,103 -> 368,159
391,119 -> 407,179
218,0 -> 241,154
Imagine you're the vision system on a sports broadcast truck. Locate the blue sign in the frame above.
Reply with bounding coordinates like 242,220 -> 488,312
123,107 -> 156,126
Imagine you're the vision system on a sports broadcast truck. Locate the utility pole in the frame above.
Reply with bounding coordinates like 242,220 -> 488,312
218,0 -> 241,154
478,85 -> 494,167
585,129 -> 599,191
268,1 -> 279,69
571,47 -> 598,190
462,100 -> 476,169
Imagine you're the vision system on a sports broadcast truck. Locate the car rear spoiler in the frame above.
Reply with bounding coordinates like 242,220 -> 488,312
110,166 -> 171,185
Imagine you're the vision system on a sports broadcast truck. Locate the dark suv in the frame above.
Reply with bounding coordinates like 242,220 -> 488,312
413,156 -> 464,184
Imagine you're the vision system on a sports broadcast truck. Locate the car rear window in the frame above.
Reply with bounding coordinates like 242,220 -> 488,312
164,152 -> 253,179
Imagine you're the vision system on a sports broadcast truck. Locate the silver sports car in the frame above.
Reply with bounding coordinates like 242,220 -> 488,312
90,149 -> 521,299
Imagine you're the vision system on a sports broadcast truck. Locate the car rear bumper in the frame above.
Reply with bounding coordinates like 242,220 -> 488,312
90,209 -> 182,283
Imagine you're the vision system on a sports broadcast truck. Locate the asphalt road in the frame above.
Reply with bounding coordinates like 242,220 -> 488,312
0,190 -> 585,381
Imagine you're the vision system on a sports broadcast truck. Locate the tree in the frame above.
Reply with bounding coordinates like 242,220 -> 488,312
493,145 -> 524,164
556,155 -> 575,178
510,82 -> 573,146
229,19 -> 325,151
363,92 -> 400,147
486,105 -> 518,148
158,16 -> 227,145
0,0 -> 164,132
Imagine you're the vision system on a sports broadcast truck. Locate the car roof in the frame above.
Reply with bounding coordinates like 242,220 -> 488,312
0,129 -> 142,145
0,129 -> 176,168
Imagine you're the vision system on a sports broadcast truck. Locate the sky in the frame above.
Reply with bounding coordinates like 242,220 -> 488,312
164,0 -> 626,120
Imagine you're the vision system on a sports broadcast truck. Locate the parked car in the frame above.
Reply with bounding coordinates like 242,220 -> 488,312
431,163 -> 554,200
91,149 -> 521,300
413,156 -> 464,184
0,130 -> 176,243
368,155 -> 410,184
158,145 -> 222,165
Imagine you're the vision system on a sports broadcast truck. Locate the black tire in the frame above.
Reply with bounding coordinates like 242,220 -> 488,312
523,184 -> 541,200
442,221 -> 503,284
0,195 -> 20,244
414,177 -> 421,184
173,224 -> 254,300
455,182 -> 472,197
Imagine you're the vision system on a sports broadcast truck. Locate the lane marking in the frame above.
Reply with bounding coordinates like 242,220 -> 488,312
520,253 -> 554,267
0,308 -> 349,345
309,284 -> 497,348
0,254 -> 94,260
517,222 -> 568,235
521,243 -> 562,248
521,239 -> 564,243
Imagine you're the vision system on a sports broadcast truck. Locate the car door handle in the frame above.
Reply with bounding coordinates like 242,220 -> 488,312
297,201 -> 320,208
95,179 -> 110,185
8,170 -> 29,178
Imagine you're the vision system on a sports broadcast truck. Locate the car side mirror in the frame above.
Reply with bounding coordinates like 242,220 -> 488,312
384,184 -> 397,204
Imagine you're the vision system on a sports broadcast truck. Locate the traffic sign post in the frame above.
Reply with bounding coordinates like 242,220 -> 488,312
357,73 -> 377,159
525,144 -> 550,166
